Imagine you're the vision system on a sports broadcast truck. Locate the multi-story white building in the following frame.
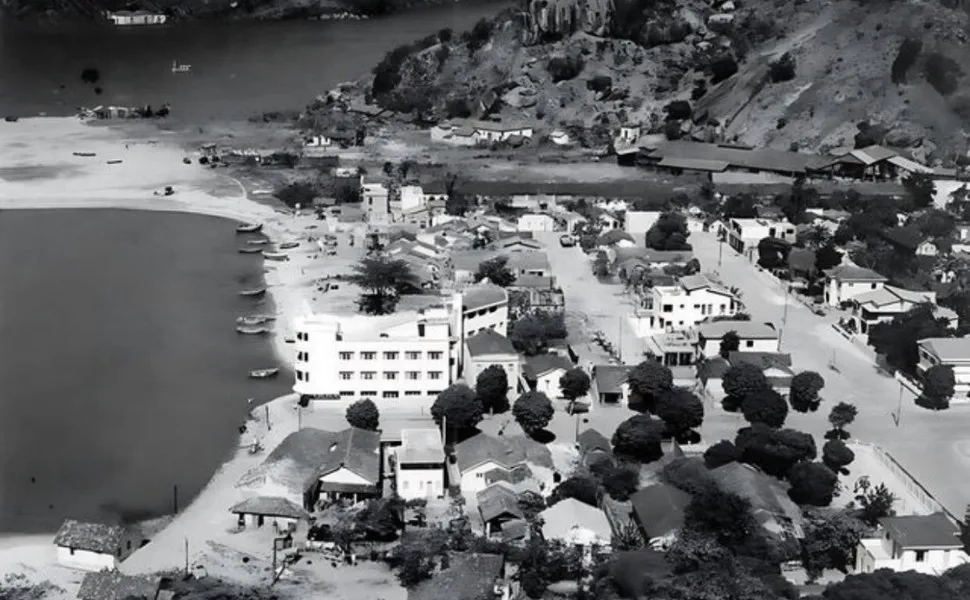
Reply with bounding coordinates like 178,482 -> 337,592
394,428 -> 445,500
824,265 -> 888,307
917,336 -> 970,402
293,306 -> 454,405
361,176 -> 390,224
849,286 -> 957,334
723,218 -> 796,259
451,284 -> 510,373
856,513 -> 969,575
631,274 -> 739,334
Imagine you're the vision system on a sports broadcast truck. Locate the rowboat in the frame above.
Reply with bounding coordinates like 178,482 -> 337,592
238,246 -> 263,254
236,325 -> 271,335
249,367 -> 280,379
247,238 -> 270,246
238,287 -> 267,298
236,223 -> 263,234
107,160 -> 123,164
262,251 -> 289,261
236,315 -> 274,326
278,242 -> 299,250
73,152 -> 96,157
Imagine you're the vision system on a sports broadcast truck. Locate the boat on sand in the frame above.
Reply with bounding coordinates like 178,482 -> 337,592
262,251 -> 288,261
236,315 -> 274,326
247,238 -> 270,246
238,287 -> 267,298
236,325 -> 271,335
236,223 -> 263,234
73,152 -> 96,157
249,367 -> 280,379
238,246 -> 262,254
279,242 -> 299,250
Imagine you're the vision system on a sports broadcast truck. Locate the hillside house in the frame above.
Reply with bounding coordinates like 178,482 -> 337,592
856,513 -> 968,574
631,274 -> 739,334
696,321 -> 780,357
54,519 -> 142,571
850,286 -> 957,334
824,265 -> 888,307
917,337 -> 970,403
723,218 -> 796,259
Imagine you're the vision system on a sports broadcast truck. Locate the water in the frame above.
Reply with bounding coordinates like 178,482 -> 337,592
0,209 -> 289,533
0,1 -> 509,120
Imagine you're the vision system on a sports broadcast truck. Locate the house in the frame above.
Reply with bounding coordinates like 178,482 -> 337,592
596,229 -> 636,249
494,236 -> 543,252
824,265 -> 888,307
477,485 -> 526,538
53,519 -> 140,571
506,251 -> 551,277
361,176 -> 391,224
230,496 -> 309,531
817,145 -> 932,181
632,274 -> 739,334
395,428 -> 446,500
463,330 -> 520,391
408,552 -> 512,600
315,427 -> 382,503
539,499 -> 612,559
590,365 -> 632,405
453,284 -> 511,376
465,119 -> 535,143
710,462 -> 804,539
723,218 -> 797,259
576,428 -> 613,468
624,211 -> 663,235
77,571 -> 167,600
850,286 -> 956,334
917,337 -> 970,402
629,483 -> 691,550
454,433 -> 552,495
696,321 -> 780,357
728,352 -> 794,392
430,122 -> 478,146
856,513 -> 969,574
617,123 -> 642,144
517,213 -> 556,232
522,353 -> 576,399
645,331 -> 697,368
697,356 -> 731,396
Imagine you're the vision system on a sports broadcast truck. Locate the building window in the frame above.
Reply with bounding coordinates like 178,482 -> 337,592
296,371 -> 304,381
383,391 -> 399,398
361,352 -> 376,360
384,371 -> 398,380
871,283 -> 878,289
427,390 -> 442,396
915,550 -> 926,562
745,340 -> 754,348
429,351 -> 443,360
405,390 -> 421,396
428,371 -> 442,380
405,351 -> 421,360
406,371 -> 421,380
340,391 -> 355,397
339,351 -> 353,360
361,391 -> 377,397
361,371 -> 376,380
384,351 -> 399,360
339,372 -> 353,380
662,304 -> 673,313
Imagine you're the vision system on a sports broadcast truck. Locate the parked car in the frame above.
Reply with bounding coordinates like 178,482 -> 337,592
559,234 -> 576,247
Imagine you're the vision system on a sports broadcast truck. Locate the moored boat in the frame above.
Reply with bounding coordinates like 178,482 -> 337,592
236,223 -> 263,234
247,238 -> 270,246
107,159 -> 123,164
249,367 -> 280,379
73,152 -> 96,157
278,241 -> 299,250
262,251 -> 289,261
236,325 -> 271,335
238,246 -> 263,254
236,315 -> 273,326
238,287 -> 267,298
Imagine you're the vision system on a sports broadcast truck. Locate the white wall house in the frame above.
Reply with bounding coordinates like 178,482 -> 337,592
523,354 -> 575,400
399,185 -> 425,213
856,513 -> 969,575
723,218 -> 796,259
850,286 -> 957,335
517,213 -> 556,232
468,120 -> 534,143
624,211 -> 662,236
361,177 -> 391,224
293,305 -> 453,405
230,496 -> 308,532
454,434 -> 530,495
696,321 -> 780,358
54,520 -> 140,572
917,337 -> 970,402
631,274 -> 739,334
464,330 -> 521,386
824,264 -> 888,307
395,428 -> 446,500
538,499 -> 611,563
451,284 -> 510,374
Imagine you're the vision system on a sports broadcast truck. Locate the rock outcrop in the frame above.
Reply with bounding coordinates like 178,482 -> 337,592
522,0 -> 614,44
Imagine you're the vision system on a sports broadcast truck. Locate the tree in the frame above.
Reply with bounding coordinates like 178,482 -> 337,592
827,402 -> 858,439
757,237 -> 789,269
683,486 -> 757,549
919,364 -> 955,410
388,528 -> 450,587
275,181 -> 319,208
600,462 -> 641,501
769,52 -> 796,82
559,368 -> 591,411
787,461 -> 838,506
801,509 -> 866,578
430,384 -> 483,439
509,313 -> 567,356
719,330 -> 741,359
853,477 -> 897,526
822,439 -> 855,473
822,569 -> 954,600
592,251 -> 611,280
741,388 -> 789,428
645,212 -> 692,251
612,414 -> 665,463
891,37 -> 923,84
868,304 -> 953,375
475,256 -> 516,287
627,360 -> 674,413
735,423 -> 817,478
513,390 -> 554,435
476,365 -> 510,414
357,496 -> 405,539
721,363 -> 770,412
789,371 -> 825,413
721,194 -> 758,219
814,243 -> 843,272
548,475 -> 599,507
348,256 -> 414,315
655,387 -> 705,441
346,399 -> 380,431
903,172 -> 936,210
703,440 -> 740,469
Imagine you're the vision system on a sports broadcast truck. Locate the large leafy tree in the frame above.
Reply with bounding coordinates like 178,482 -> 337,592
683,486 -> 758,550
735,423 -> 817,478
719,330 -> 741,359
721,363 -> 771,412
868,304 -> 952,375
703,440 -> 740,469
741,388 -> 789,428
655,387 -> 705,441
644,212 -> 692,251
559,368 -> 591,404
475,256 -> 516,287
346,398 -> 380,431
612,414 -> 665,463
476,365 -> 510,414
919,364 -> 955,410
430,384 -> 483,440
827,402 -> 858,439
509,312 -> 567,356
787,461 -> 838,506
815,243 -> 843,272
348,255 -> 414,315
513,390 -> 555,435
801,508 -> 866,578
789,371 -> 825,413
822,439 -> 855,473
627,360 -> 674,413
548,474 -> 599,507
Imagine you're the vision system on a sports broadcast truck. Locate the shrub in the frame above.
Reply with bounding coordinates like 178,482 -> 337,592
710,54 -> 739,84
586,75 -> 613,93
465,18 -> 494,53
664,100 -> 692,121
768,53 -> 796,83
444,98 -> 472,119
438,27 -> 453,43
275,181 -> 318,208
547,56 -> 585,83
925,52 -> 962,96
891,38 -> 922,84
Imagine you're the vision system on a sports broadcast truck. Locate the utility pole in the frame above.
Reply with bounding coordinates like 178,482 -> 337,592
618,316 -> 623,363
718,237 -> 724,268
184,538 -> 189,575
265,405 -> 271,431
894,381 -> 904,427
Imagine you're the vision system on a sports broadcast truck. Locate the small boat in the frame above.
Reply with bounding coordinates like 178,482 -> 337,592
236,223 -> 263,234
4,116 -> 18,122
73,152 -> 96,157
249,367 -> 280,379
236,325 -> 271,335
238,287 -> 267,298
262,251 -> 289,261
107,160 -> 123,164
237,315 -> 272,326
172,61 -> 192,74
238,246 -> 263,254
278,241 -> 299,250
247,238 -> 270,246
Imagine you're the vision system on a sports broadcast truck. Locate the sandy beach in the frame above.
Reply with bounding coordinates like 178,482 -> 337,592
0,117 -> 355,595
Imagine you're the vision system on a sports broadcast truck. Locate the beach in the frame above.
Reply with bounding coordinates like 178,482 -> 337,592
0,117 -> 347,595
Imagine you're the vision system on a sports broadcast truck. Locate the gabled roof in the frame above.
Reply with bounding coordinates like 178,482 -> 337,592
477,485 -> 524,522
592,365 -> 632,395
507,251 -> 550,272
54,519 -> 125,554
230,496 -> 310,520
400,428 -> 446,463
78,571 -> 161,600
849,144 -> 899,165
539,499 -> 612,544
466,330 -> 517,357
852,285 -> 934,308
918,336 -> 970,362
318,427 -> 382,484
522,353 -> 574,379
462,283 -> 508,311
577,428 -> 612,457
697,321 -> 778,340
880,513 -> 961,549
629,483 -> 691,538
597,229 -> 635,246
408,553 -> 504,600
710,462 -> 803,537
484,463 -> 534,486
824,264 -> 888,282
455,433 -> 527,472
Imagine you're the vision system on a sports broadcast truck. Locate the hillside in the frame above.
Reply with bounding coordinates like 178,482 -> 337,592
315,0 -> 970,162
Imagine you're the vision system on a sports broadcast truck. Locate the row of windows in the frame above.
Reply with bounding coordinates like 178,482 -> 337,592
339,371 -> 443,381
339,350 -> 444,361
466,322 -> 504,338
337,390 -> 444,398
464,305 -> 501,319
661,303 -> 729,314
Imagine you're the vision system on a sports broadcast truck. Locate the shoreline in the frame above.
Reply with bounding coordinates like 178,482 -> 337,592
0,116 -> 322,588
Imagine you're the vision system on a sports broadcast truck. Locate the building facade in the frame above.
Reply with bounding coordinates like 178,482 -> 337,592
696,321 -> 780,357
856,514 -> 969,575
917,337 -> 970,401
632,275 -> 739,334
824,265 -> 888,307
723,218 -> 796,259
395,428 -> 446,500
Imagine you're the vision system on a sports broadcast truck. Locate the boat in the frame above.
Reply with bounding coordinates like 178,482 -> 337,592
4,116 -> 18,122
238,287 -> 267,298
107,160 -> 123,164
249,367 -> 280,379
238,246 -> 263,254
236,315 -> 273,326
247,238 -> 270,246
262,251 -> 289,261
236,223 -> 263,234
172,61 -> 192,74
278,242 -> 299,250
236,325 -> 271,335
73,152 -> 96,157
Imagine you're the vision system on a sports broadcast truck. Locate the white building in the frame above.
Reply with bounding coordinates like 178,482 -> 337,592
723,218 -> 796,259
230,496 -> 309,532
631,274 -> 739,334
917,336 -> 970,402
538,499 -> 611,562
624,211 -> 662,236
399,185 -> 425,213
464,330 -> 521,385
523,354 -> 575,400
361,177 -> 390,224
696,321 -> 780,358
856,513 -> 969,575
293,305 -> 453,404
451,284 -> 510,373
824,265 -> 888,307
850,286 -> 957,335
395,428 -> 446,500
454,434 -> 531,495
53,519 -> 140,571
517,213 -> 556,232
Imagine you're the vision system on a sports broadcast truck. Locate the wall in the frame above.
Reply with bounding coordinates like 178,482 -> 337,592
464,353 -> 520,388
238,513 -> 299,531
624,211 -> 661,236
56,545 -> 117,571
826,279 -> 884,307
535,369 -> 566,399
397,463 -> 445,500
460,461 -> 504,494
711,172 -> 795,185
699,336 -> 779,357
463,303 -> 509,338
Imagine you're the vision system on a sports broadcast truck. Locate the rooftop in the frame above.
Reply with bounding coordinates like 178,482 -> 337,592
918,336 -> 970,362
852,285 -> 935,308
466,330 -> 517,357
53,519 -> 125,554
522,353 -> 575,379
511,274 -> 556,289
697,321 -> 778,340
879,513 -> 962,549
629,483 -> 691,538
507,251 -> 550,272
597,229 -> 636,246
591,364 -> 632,395
539,498 -> 612,544
645,140 -> 827,175
728,351 -> 793,371
477,485 -> 524,522
77,571 -> 161,600
399,428 -> 445,464
823,264 -> 887,282
462,283 -> 508,311
229,496 -> 310,520
710,462 -> 803,538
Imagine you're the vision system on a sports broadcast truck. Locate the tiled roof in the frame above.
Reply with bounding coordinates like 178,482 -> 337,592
710,462 -> 803,537
477,485 -> 524,522
592,365 -> 631,395
880,513 -> 961,549
522,353 -> 575,379
230,496 -> 310,520
678,274 -> 712,292
511,274 -> 556,289
539,499 -> 612,543
697,321 -> 778,340
918,337 -> 970,362
466,330 -> 517,357
852,285 -> 934,308
399,428 -> 445,463
629,483 -> 691,539
317,427 -> 382,484
823,264 -> 886,282
77,571 -> 160,600
577,428 -> 612,457
408,553 -> 504,600
53,519 -> 125,554
507,251 -> 550,272
849,144 -> 898,165
455,434 -> 526,472
462,284 -> 508,311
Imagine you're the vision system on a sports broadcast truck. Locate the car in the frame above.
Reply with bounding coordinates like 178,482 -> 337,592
559,234 -> 576,247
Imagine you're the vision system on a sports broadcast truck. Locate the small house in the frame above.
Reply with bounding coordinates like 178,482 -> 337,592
464,330 -> 520,389
856,513 -> 969,574
590,365 -> 632,405
727,351 -> 794,392
522,354 -> 575,400
506,251 -> 551,277
230,496 -> 309,532
696,321 -> 780,358
77,571 -> 168,600
539,498 -> 612,559
517,213 -> 556,233
477,485 -> 526,538
917,337 -> 970,403
576,428 -> 613,468
395,428 -> 446,500
54,519 -> 141,571
629,483 -> 691,550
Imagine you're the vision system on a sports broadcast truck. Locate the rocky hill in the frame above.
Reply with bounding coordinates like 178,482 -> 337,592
325,0 -> 970,161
